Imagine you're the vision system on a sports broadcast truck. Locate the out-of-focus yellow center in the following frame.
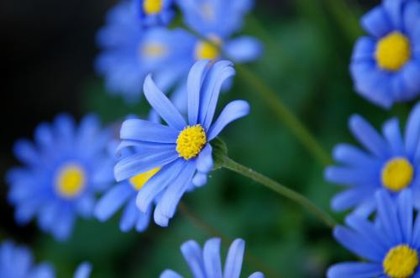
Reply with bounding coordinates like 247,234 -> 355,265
195,37 -> 221,60
141,43 -> 167,58
176,125 -> 207,160
383,245 -> 418,278
55,164 -> 86,198
381,157 -> 414,192
143,0 -> 163,15
375,32 -> 411,71
129,167 -> 160,191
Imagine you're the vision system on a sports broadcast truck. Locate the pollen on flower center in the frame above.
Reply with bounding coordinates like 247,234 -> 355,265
55,164 -> 86,198
375,32 -> 411,71
176,125 -> 207,160
195,37 -> 221,60
381,157 -> 414,192
141,43 -> 167,58
383,245 -> 418,278
143,0 -> 163,15
129,167 -> 160,191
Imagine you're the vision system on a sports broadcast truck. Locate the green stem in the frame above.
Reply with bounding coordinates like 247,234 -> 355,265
236,64 -> 332,166
221,156 -> 336,229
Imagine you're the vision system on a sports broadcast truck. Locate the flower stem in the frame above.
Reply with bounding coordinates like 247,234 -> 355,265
221,155 -> 336,229
236,64 -> 332,166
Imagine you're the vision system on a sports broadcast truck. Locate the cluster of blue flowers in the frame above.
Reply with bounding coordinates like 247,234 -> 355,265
327,0 -> 420,277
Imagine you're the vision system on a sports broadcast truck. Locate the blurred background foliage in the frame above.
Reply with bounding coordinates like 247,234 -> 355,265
0,0 -> 412,277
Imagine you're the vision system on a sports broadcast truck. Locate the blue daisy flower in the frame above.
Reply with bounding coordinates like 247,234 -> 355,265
160,238 -> 264,278
96,1 -> 192,102
6,114 -> 114,240
350,0 -> 420,108
0,240 -> 55,278
328,189 -> 420,278
325,102 -> 420,216
114,60 -> 250,226
136,0 -> 174,26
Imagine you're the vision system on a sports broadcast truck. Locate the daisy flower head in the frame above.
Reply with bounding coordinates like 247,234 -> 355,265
7,114 -> 114,240
96,0 -> 192,102
350,0 -> 420,108
328,189 -> 420,278
136,0 -> 174,26
326,102 -> 420,217
160,238 -> 264,278
115,60 -> 251,227
0,240 -> 55,278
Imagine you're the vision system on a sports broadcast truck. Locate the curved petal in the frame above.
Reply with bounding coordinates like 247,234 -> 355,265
181,240 -> 205,278
351,37 -> 375,62
223,238 -> 245,278
160,270 -> 183,278
376,190 -> 402,245
73,262 -> 92,278
143,75 -> 186,130
405,102 -> 420,157
361,6 -> 392,38
248,272 -> 264,278
332,143 -> 379,167
203,238 -> 223,278
94,183 -> 133,221
208,100 -> 250,140
331,188 -> 374,212
224,36 -> 263,63
327,262 -> 382,278
397,189 -> 413,243
382,118 -> 404,155
196,144 -> 213,174
200,60 -> 235,129
403,1 -> 420,34
192,172 -> 208,187
120,118 -> 179,143
188,60 -> 211,125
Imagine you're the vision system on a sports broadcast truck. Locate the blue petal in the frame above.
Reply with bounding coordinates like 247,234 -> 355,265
351,37 -> 375,62
349,115 -> 389,158
120,198 -> 138,232
325,166 -> 378,186
382,118 -> 404,155
54,114 -> 76,146
383,0 -> 403,29
405,103 -> 420,157
188,60 -> 211,125
120,118 -> 179,143
361,6 -> 392,38
327,262 -> 382,278
200,60 -> 235,129
13,140 -> 39,166
403,1 -> 420,34
331,188 -> 375,212
208,100 -> 250,140
223,238 -> 245,278
248,272 -> 264,278
332,143 -> 379,167
160,270 -> 183,278
401,61 -> 420,99
73,262 -> 92,278
203,238 -> 223,278
397,189 -> 413,243
34,123 -> 54,151
333,226 -> 383,262
94,183 -> 133,221
411,210 -> 420,246
181,240 -> 206,278
31,263 -> 55,278
376,190 -> 402,245
135,206 -> 151,232
196,144 -> 213,174
192,172 -> 208,187
114,148 -> 178,182
144,75 -> 186,130
224,36 -> 263,63
53,208 -> 75,241
136,159 -> 186,212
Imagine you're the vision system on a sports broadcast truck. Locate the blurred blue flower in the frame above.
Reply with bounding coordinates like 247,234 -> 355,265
328,189 -> 420,278
0,240 -> 55,278
96,1 -> 192,102
136,0 -> 174,26
160,238 -> 264,278
74,262 -> 92,278
7,114 -> 114,240
350,0 -> 420,108
114,60 -> 250,226
325,103 -> 420,217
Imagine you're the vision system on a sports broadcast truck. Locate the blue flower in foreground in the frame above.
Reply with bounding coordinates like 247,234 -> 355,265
351,0 -> 420,108
161,238 -> 264,278
7,114 -> 114,240
0,240 -> 55,278
115,60 -> 250,226
328,190 -> 420,278
136,0 -> 174,26
96,1 -> 191,102
325,102 -> 420,216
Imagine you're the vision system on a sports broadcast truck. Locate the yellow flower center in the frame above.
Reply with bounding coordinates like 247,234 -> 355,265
375,32 -> 411,71
143,0 -> 163,15
141,43 -> 167,58
195,37 -> 221,60
176,125 -> 207,160
55,164 -> 86,198
383,245 -> 418,278
381,157 -> 414,192
129,167 -> 160,191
